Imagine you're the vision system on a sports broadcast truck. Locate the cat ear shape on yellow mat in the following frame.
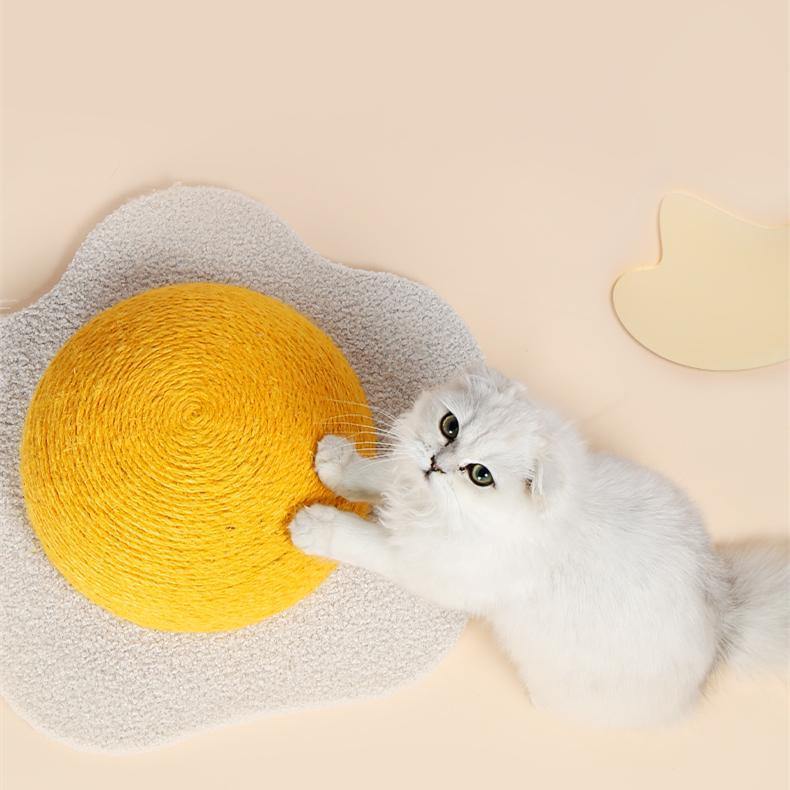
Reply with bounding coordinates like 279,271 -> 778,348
612,193 -> 788,371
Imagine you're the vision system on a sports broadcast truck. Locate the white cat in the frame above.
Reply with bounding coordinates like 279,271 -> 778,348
289,366 -> 788,727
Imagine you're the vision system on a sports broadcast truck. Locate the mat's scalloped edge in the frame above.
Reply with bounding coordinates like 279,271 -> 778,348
3,610 -> 467,755
2,183 -> 478,339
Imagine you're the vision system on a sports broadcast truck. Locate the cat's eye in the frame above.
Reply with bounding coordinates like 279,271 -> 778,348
439,412 -> 459,442
468,463 -> 494,487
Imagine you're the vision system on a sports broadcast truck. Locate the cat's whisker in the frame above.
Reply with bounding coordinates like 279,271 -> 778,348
327,426 -> 378,435
324,420 -> 402,439
329,419 -> 400,434
321,415 -> 385,428
321,422 -> 379,434
321,412 -> 378,422
326,423 -> 403,441
322,398 -> 399,424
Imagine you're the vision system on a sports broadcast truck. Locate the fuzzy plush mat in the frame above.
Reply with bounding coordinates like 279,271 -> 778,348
0,185 -> 481,751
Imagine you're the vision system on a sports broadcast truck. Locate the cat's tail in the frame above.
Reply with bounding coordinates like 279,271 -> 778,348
718,542 -> 789,673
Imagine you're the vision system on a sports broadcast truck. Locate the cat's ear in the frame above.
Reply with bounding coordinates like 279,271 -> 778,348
485,367 -> 514,390
482,366 -> 528,397
530,445 -> 565,502
463,364 -> 525,394
528,428 -> 577,507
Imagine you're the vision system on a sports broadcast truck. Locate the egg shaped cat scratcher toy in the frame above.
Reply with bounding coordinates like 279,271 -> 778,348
20,282 -> 373,632
1,184 -> 480,751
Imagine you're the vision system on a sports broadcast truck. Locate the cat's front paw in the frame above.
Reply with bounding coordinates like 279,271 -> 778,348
315,434 -> 357,492
288,503 -> 339,557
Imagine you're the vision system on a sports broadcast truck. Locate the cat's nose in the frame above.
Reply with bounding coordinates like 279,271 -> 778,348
429,455 -> 445,474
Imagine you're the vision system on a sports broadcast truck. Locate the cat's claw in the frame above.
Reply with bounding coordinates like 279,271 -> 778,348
315,434 -> 357,492
288,504 -> 338,557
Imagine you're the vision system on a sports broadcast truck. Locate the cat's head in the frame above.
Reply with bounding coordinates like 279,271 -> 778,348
384,365 -> 585,538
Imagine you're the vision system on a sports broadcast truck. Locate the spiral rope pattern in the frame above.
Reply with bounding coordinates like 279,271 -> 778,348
20,282 -> 372,632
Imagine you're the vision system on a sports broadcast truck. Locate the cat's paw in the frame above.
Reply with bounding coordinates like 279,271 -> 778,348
288,504 -> 339,557
315,434 -> 357,492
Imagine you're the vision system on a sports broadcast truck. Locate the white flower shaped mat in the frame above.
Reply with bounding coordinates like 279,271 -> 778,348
0,185 -> 481,751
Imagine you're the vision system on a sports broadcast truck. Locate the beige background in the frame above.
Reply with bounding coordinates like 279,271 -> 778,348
1,0 -> 787,788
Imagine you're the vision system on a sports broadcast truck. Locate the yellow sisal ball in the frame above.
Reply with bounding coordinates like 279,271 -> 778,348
20,283 -> 373,632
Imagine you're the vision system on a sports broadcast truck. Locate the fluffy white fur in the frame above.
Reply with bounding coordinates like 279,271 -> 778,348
290,366 -> 789,727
